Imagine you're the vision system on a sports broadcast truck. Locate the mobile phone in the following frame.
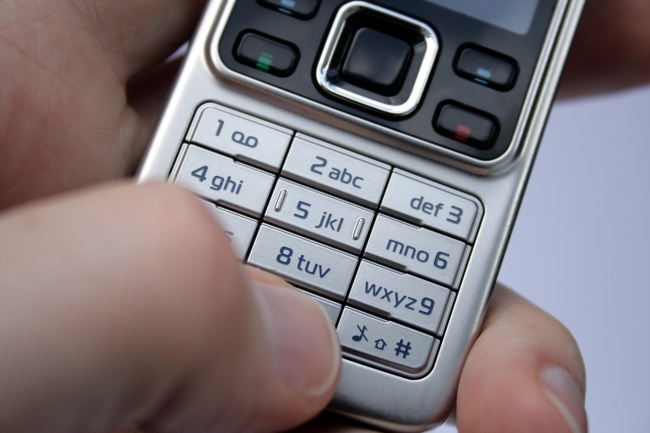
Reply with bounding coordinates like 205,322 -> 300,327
138,0 -> 584,430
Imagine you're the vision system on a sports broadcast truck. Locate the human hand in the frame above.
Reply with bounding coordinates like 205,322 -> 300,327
0,183 -> 340,432
1,1 -> 339,431
1,0 -> 648,432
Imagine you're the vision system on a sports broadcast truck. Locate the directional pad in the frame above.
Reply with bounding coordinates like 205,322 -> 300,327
342,28 -> 413,96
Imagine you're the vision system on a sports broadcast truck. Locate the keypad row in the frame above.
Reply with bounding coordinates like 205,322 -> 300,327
172,103 -> 483,377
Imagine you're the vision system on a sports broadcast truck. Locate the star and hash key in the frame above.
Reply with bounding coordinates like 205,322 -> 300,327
337,307 -> 436,373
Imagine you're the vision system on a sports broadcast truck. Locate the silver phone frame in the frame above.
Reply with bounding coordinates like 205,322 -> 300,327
138,0 -> 585,430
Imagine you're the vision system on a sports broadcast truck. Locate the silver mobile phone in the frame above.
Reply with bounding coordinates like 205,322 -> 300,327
138,0 -> 584,430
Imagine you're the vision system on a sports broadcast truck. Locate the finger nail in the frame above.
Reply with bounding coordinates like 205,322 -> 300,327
252,281 -> 341,397
539,366 -> 588,433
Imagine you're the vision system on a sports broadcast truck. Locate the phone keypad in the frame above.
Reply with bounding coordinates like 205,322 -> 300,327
235,33 -> 299,77
365,215 -> 470,288
381,170 -> 480,241
173,102 -> 483,377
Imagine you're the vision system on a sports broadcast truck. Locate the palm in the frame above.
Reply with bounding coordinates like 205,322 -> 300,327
0,0 -> 203,208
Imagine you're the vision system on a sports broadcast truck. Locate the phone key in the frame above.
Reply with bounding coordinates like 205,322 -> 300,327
338,307 -> 436,373
259,0 -> 320,19
187,103 -> 293,172
435,104 -> 497,149
174,145 -> 275,217
381,170 -> 482,242
247,225 -> 358,300
235,33 -> 298,76
456,47 -> 517,90
364,215 -> 470,288
282,135 -> 391,207
348,261 -> 454,336
201,202 -> 258,260
300,290 -> 343,324
264,179 -> 375,253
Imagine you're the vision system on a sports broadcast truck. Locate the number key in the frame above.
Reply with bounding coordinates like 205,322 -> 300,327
381,170 -> 482,242
283,135 -> 391,207
187,103 -> 293,172
174,145 -> 275,216
265,179 -> 375,253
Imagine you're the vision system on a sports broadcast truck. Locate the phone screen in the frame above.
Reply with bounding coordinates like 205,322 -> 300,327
424,0 -> 540,34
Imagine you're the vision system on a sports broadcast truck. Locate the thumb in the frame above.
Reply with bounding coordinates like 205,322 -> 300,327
0,182 -> 340,433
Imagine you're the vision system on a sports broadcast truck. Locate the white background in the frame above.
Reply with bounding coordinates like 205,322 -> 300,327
436,86 -> 650,432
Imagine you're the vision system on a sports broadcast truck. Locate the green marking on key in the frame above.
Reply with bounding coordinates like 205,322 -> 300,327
256,52 -> 274,71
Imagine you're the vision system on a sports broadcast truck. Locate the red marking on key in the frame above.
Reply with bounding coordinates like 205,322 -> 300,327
454,124 -> 471,142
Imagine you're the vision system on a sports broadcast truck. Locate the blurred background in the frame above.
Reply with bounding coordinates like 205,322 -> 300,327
436,84 -> 650,432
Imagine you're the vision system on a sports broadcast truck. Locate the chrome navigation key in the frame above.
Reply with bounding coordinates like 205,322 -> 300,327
282,134 -> 391,207
365,215 -> 470,288
349,261 -> 455,336
174,145 -> 275,216
265,179 -> 375,253
248,225 -> 358,299
187,103 -> 293,172
202,202 -> 258,260
381,170 -> 482,241
338,307 -> 437,374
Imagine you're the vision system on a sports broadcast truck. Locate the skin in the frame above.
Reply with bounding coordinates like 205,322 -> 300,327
1,0 -> 648,431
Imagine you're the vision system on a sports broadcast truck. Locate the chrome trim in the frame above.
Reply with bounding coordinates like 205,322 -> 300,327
315,1 -> 439,116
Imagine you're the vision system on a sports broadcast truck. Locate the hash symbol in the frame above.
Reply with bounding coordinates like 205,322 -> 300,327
394,339 -> 412,359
